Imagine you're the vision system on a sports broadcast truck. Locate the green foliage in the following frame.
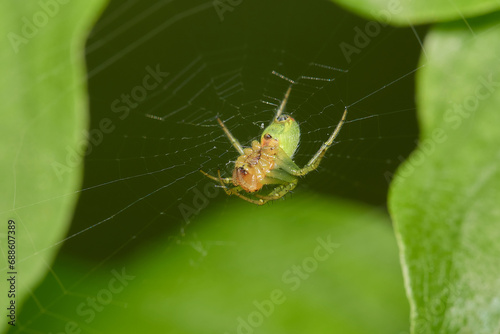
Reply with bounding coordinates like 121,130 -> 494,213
0,1 -> 107,332
331,0 -> 500,25
15,195 -> 408,334
390,12 -> 500,333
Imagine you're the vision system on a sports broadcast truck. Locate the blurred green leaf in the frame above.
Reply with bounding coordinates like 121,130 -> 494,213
15,195 -> 408,333
0,1 -> 107,331
330,0 -> 500,26
390,13 -> 500,334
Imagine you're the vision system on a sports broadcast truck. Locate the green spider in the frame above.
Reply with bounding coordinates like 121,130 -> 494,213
201,85 -> 348,205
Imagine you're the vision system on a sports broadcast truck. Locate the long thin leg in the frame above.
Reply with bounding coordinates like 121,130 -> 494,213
276,85 -> 293,118
200,169 -> 232,184
224,181 -> 297,206
228,189 -> 267,205
216,117 -> 244,155
255,180 -> 297,201
294,107 -> 348,176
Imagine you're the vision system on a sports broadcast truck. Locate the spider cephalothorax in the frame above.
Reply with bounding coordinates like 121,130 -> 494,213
201,85 -> 347,205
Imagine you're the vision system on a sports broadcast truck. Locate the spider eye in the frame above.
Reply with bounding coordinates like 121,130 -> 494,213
264,134 -> 272,139
276,115 -> 289,122
238,166 -> 248,175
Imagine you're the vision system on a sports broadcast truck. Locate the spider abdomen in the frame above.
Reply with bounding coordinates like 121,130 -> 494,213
232,139 -> 279,192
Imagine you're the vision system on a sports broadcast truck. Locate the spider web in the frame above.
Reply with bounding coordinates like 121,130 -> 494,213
67,0 -> 424,257
9,0 -> 429,332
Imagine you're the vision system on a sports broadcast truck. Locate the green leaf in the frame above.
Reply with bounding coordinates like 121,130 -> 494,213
330,0 -> 500,26
0,1 -> 107,331
390,13 -> 500,334
15,195 -> 408,333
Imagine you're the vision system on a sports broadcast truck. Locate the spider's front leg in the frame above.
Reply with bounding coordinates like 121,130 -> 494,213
216,117 -> 245,155
294,107 -> 348,176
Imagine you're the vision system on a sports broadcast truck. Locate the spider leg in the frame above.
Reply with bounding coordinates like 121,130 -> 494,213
216,117 -> 244,155
276,85 -> 293,118
228,179 -> 297,206
227,190 -> 268,205
200,169 -> 232,184
254,180 -> 297,201
293,107 -> 348,176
